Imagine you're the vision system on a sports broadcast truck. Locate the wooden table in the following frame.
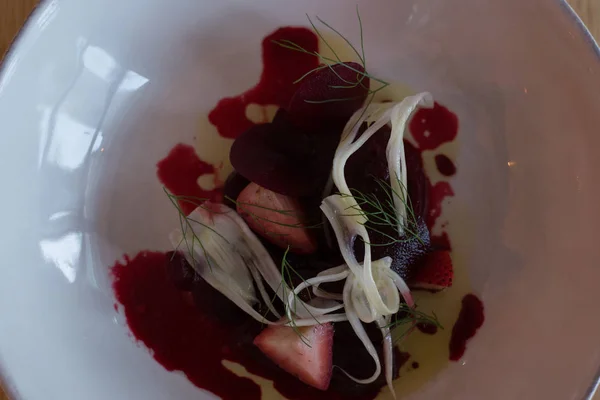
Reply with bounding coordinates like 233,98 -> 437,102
0,0 -> 599,399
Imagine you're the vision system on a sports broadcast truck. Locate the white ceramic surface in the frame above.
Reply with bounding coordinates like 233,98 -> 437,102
1,0 -> 600,399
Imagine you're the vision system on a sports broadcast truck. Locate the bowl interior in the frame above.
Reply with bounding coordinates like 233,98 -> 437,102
1,0 -> 600,399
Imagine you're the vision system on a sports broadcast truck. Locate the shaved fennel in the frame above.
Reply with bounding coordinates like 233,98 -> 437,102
386,93 -> 433,234
171,204 -> 347,326
320,92 -> 434,392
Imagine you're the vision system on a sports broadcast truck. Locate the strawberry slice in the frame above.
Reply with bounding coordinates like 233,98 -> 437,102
236,182 -> 318,254
410,250 -> 454,291
253,323 -> 334,391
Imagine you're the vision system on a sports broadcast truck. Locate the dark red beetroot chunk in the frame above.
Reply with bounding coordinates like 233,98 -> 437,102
369,218 -> 431,280
330,322 -> 405,398
222,171 -> 250,210
208,27 -> 319,140
449,294 -> 485,361
288,62 -> 370,131
156,144 -> 221,215
344,127 -> 432,280
345,124 -> 392,195
165,251 -> 200,291
230,109 -> 337,196
230,61 -> 371,197
345,129 -> 430,222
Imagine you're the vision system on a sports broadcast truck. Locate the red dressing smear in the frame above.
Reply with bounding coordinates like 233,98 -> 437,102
435,154 -> 456,176
112,252 -> 383,400
208,27 -> 319,140
409,104 -> 459,249
416,323 -> 438,335
410,102 -> 458,150
449,294 -> 485,361
156,144 -> 221,214
427,181 -> 455,248
112,252 -> 261,399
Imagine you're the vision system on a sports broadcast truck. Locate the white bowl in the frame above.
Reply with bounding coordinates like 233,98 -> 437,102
1,0 -> 600,399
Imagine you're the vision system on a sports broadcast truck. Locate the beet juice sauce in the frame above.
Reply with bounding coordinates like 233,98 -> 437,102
112,27 -> 483,399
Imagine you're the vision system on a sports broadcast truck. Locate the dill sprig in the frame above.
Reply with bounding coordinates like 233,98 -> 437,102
163,188 -> 228,271
272,6 -> 390,106
279,246 -> 322,346
339,176 -> 424,247
387,304 -> 443,345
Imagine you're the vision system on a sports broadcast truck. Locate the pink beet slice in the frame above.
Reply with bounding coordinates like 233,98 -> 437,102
236,182 -> 318,254
410,250 -> 454,291
288,62 -> 370,131
254,323 -> 334,391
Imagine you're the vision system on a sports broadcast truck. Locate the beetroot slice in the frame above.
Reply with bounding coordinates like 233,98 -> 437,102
344,125 -> 432,279
230,110 -> 337,196
330,322 -> 400,397
371,218 -> 431,279
223,171 -> 250,209
345,124 -> 392,195
288,62 -> 370,131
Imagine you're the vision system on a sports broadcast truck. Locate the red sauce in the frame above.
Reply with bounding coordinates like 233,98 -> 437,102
156,144 -> 221,214
411,362 -> 420,369
427,181 -> 454,233
434,154 -> 456,176
410,102 -> 458,150
112,252 -> 261,399
449,294 -> 485,361
409,103 -> 458,248
431,232 -> 451,251
112,251 -> 383,400
208,27 -> 319,140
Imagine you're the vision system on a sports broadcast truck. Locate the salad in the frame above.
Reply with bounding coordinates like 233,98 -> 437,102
112,12 -> 484,400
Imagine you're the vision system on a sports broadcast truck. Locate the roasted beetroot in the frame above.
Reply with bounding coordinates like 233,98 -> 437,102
329,322 -> 402,397
230,62 -> 371,197
222,171 -> 250,210
371,218 -> 431,280
343,124 -> 432,279
345,124 -> 392,195
229,112 -> 334,196
165,251 -> 200,291
288,62 -> 370,131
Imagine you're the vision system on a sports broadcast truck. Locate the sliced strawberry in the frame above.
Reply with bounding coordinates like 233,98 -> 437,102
254,323 -> 334,391
236,182 -> 318,254
410,250 -> 454,291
